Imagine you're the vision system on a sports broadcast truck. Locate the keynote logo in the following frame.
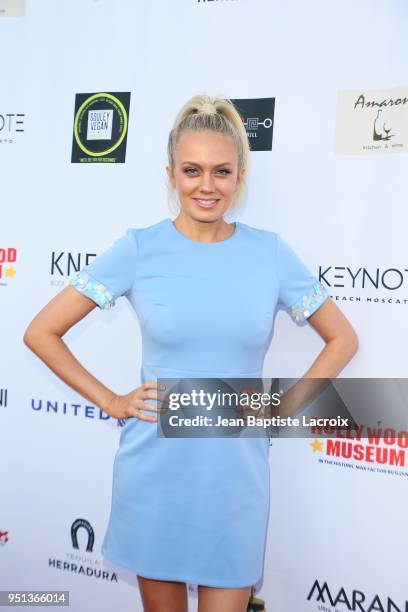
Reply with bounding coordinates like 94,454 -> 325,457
0,112 -> 25,144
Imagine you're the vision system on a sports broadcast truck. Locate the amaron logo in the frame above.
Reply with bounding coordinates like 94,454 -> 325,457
48,518 -> 118,581
0,1 -> 26,17
230,98 -> 275,151
335,87 -> 408,155
354,94 -> 403,145
0,113 -> 24,143
0,247 -> 17,284
71,92 -> 131,163
30,396 -> 125,427
307,579 -> 407,612
310,422 -> 408,471
373,108 -> 394,142
0,530 -> 9,545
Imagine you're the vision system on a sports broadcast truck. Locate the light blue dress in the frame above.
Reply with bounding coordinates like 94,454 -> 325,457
69,217 -> 329,588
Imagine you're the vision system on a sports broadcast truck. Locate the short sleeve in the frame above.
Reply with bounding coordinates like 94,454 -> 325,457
68,228 -> 137,310
275,233 -> 329,322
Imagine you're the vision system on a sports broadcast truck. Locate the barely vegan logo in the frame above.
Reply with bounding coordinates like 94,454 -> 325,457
230,98 -> 275,151
307,579 -> 407,612
71,92 -> 130,163
335,86 -> 408,155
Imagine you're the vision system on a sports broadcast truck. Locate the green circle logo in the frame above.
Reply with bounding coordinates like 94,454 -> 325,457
74,93 -> 128,157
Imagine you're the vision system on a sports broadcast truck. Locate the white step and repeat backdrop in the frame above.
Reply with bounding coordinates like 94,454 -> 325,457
1,1 -> 407,610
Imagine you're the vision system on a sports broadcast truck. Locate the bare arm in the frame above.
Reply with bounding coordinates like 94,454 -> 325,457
24,285 -> 162,422
303,298 -> 358,378
23,285 -> 118,413
278,298 -> 359,417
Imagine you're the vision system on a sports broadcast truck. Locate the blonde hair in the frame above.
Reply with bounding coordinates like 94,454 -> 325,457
167,94 -> 250,213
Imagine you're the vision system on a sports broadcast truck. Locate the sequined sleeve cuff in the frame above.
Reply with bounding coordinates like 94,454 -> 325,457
290,282 -> 329,322
69,271 -> 116,310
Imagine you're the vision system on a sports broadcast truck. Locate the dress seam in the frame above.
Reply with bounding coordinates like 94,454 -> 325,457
143,363 -> 262,376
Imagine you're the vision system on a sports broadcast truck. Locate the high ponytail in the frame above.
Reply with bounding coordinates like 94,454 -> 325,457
167,94 -> 250,210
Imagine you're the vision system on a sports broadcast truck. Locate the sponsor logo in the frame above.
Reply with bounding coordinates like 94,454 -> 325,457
48,519 -> 118,582
50,249 -> 97,289
30,396 -> 125,427
0,389 -> 8,407
0,247 -> 17,285
335,87 -> 408,155
307,579 -> 407,612
71,519 -> 94,553
0,113 -> 25,144
320,265 -> 408,291
310,423 -> 408,475
230,98 -> 275,151
0,0 -> 25,17
306,379 -> 408,477
71,92 -> 130,163
319,265 -> 408,309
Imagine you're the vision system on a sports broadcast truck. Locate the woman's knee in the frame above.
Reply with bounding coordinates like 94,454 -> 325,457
197,584 -> 251,612
137,575 -> 188,612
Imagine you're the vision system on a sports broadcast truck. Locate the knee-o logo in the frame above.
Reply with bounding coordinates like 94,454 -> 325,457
71,92 -> 131,163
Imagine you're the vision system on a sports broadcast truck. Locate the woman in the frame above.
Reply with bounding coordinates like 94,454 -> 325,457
23,94 -> 358,612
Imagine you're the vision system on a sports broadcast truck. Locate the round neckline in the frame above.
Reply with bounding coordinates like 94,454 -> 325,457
167,217 -> 239,246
